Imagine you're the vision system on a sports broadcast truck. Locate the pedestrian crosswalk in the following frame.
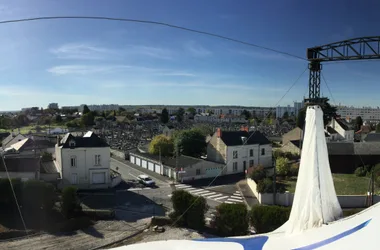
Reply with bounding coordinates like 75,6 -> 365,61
171,184 -> 244,204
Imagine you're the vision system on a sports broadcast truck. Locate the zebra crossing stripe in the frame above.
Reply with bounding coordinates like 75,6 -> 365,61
224,201 -> 234,204
214,196 -> 229,200
201,192 -> 215,197
182,187 -> 196,191
193,190 -> 211,195
230,195 -> 243,199
207,194 -> 223,199
175,184 -> 191,189
189,189 -> 205,194
227,198 -> 244,203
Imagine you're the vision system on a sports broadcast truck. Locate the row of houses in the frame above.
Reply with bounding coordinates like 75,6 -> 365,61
130,126 -> 273,182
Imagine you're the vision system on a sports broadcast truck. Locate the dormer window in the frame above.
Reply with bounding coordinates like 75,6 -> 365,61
69,140 -> 76,147
241,136 -> 247,144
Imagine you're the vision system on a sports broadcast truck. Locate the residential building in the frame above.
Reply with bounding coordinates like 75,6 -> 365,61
336,106 -> 380,121
3,137 -> 55,156
327,117 -> 354,142
282,127 -> 303,145
55,131 -> 111,189
162,125 -> 175,138
293,101 -> 304,116
48,103 -> 59,109
207,127 -> 272,174
276,105 -> 295,119
129,150 -> 225,182
2,133 -> 27,150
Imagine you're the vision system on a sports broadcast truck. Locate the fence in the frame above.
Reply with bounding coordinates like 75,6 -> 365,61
246,177 -> 378,208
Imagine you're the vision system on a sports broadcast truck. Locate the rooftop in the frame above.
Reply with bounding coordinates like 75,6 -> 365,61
59,131 -> 109,148
220,130 -> 270,146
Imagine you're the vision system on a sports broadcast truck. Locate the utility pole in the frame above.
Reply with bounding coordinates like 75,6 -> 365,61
175,144 -> 178,184
272,154 -> 277,205
372,167 -> 375,206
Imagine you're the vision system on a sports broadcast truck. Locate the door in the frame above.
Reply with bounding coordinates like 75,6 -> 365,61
130,156 -> 135,164
92,172 -> 106,184
243,161 -> 246,171
155,164 -> 161,174
136,158 -> 141,166
148,163 -> 154,171
141,160 -> 147,168
71,173 -> 78,184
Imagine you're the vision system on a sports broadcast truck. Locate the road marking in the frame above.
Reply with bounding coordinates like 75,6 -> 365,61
201,192 -> 216,197
230,195 -> 243,200
189,189 -> 204,194
224,201 -> 234,204
214,196 -> 229,200
128,187 -> 152,191
207,194 -> 223,199
227,198 -> 244,203
182,187 -> 196,191
168,194 -> 172,197
128,173 -> 139,180
175,184 -> 191,189
192,190 -> 211,195
233,191 -> 242,196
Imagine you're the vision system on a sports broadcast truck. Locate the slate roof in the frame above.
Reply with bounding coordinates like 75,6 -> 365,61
59,132 -> 109,148
0,156 -> 40,172
220,131 -> 270,146
290,140 -> 300,148
40,161 -> 59,174
335,118 -> 349,130
364,133 -> 380,142
326,127 -> 338,135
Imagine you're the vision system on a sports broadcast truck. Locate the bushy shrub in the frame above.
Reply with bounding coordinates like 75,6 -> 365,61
257,178 -> 273,193
22,180 -> 57,213
289,163 -> 299,177
170,190 -> 208,230
249,205 -> 290,233
214,203 -> 248,236
250,166 -> 266,182
273,150 -> 285,159
61,186 -> 82,219
276,157 -> 290,176
0,178 -> 22,208
354,167 -> 367,177
151,216 -> 172,226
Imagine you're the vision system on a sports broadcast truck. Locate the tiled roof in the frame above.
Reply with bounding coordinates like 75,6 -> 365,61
220,131 -> 270,146
59,132 -> 108,148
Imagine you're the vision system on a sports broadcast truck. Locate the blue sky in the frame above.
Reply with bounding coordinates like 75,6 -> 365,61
0,0 -> 380,110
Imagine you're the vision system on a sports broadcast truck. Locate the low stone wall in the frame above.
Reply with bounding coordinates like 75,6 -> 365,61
110,149 -> 126,159
247,177 -> 376,208
111,175 -> 122,188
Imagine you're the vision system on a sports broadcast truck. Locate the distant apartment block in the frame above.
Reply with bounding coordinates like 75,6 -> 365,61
336,106 -> 380,121
48,103 -> 59,109
79,104 -> 119,112
276,101 -> 304,118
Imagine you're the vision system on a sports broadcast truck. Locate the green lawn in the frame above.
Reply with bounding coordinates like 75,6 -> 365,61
0,124 -> 67,134
279,174 -> 375,195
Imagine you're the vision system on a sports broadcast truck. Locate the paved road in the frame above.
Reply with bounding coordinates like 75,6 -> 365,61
111,158 -> 170,187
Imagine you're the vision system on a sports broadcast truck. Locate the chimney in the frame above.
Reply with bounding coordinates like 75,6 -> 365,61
240,126 -> 249,132
217,128 -> 222,138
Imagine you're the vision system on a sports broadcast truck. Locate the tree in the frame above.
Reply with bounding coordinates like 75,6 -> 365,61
61,186 -> 81,219
355,116 -> 363,132
282,111 -> 289,120
101,111 -> 106,118
82,105 -> 90,115
81,112 -> 95,127
215,203 -> 249,236
187,107 -> 196,116
22,180 -> 57,213
173,129 -> 206,157
176,108 -> 185,122
161,108 -> 169,124
296,108 -> 306,128
192,124 -> 214,137
276,157 -> 290,176
170,190 -> 208,230
241,110 -> 251,120
249,205 -> 290,233
55,114 -> 63,123
377,123 -> 380,133
149,135 -> 174,156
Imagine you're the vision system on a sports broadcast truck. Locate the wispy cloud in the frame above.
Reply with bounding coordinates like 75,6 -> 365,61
184,41 -> 212,57
125,44 -> 175,60
47,64 -> 196,76
50,43 -> 114,60
0,86 -> 87,98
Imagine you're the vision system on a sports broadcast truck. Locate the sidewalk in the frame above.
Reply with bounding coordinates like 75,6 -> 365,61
236,179 -> 259,209
111,156 -> 174,184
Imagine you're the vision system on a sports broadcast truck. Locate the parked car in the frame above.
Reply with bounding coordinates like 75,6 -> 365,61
138,174 -> 155,187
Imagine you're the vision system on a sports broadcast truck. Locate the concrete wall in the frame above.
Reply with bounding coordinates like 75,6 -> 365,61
0,171 -> 36,181
247,177 -> 376,208
40,173 -> 60,182
110,149 -> 126,159
180,160 -> 225,182
111,175 -> 122,187
59,147 -> 110,189
207,134 -> 227,164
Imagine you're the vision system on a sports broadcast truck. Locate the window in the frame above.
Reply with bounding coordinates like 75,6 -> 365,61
95,155 -> 101,165
70,156 -> 76,167
233,162 -> 238,172
249,160 -> 254,167
261,148 -> 265,155
233,151 -> 238,159
196,169 -> 201,175
69,140 -> 76,147
250,149 -> 254,157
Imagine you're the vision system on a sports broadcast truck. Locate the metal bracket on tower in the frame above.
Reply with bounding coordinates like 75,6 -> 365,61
305,61 -> 322,105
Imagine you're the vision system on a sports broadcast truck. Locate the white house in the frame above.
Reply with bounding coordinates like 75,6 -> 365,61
207,127 -> 272,175
327,118 -> 354,142
55,131 -> 111,189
